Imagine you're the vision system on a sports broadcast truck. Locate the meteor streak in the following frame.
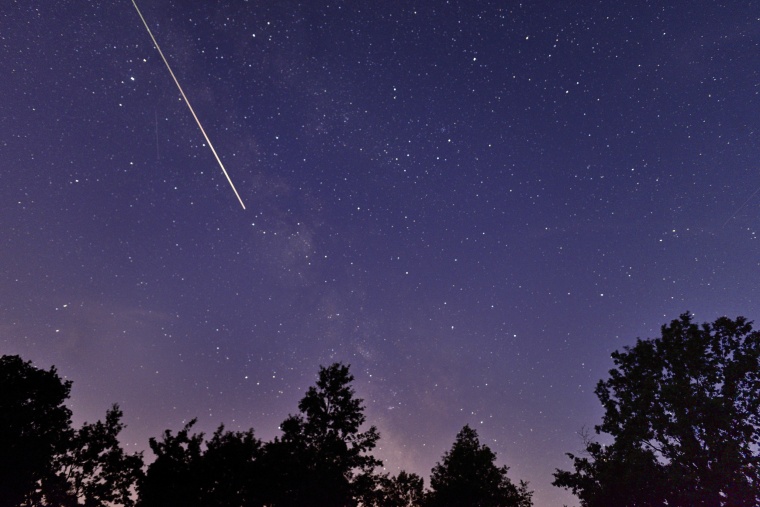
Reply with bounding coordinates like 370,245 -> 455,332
131,0 -> 246,209
723,183 -> 760,228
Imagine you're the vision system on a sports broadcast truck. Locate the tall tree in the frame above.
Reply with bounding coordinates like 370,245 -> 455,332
0,355 -> 73,507
0,355 -> 143,507
426,425 -> 533,507
262,362 -> 382,507
553,313 -> 760,506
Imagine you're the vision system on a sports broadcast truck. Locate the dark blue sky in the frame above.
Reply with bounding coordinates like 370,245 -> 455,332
2,1 -> 759,505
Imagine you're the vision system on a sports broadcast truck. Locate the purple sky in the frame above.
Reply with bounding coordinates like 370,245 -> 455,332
2,1 -> 759,505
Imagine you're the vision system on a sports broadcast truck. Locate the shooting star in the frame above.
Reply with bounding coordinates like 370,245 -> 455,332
723,183 -> 760,228
131,0 -> 246,209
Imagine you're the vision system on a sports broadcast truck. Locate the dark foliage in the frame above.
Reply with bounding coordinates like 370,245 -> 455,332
0,355 -> 143,507
552,432 -> 671,507
347,470 -> 425,507
46,405 -> 145,507
0,355 -> 73,507
138,420 -> 262,507
553,313 -> 760,506
426,425 -> 533,507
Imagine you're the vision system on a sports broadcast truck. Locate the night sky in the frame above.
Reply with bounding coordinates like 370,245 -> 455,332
2,1 -> 759,505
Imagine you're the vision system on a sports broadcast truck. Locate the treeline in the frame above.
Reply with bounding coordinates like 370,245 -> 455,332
2,313 -> 759,506
0,360 -> 531,507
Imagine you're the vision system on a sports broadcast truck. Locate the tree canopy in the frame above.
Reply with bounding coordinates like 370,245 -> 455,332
262,362 -> 382,507
553,313 -> 760,506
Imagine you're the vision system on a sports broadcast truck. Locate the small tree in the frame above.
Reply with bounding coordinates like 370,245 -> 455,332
427,425 -> 532,507
553,313 -> 760,506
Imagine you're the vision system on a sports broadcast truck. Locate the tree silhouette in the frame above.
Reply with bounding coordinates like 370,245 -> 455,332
137,420 -> 204,507
138,420 -> 263,507
554,313 -> 760,506
46,405 -> 145,506
262,362 -> 382,507
552,431 -> 670,507
0,355 -> 73,507
1,355 -> 551,507
200,425 -> 265,506
0,355 -> 143,507
426,425 -> 533,507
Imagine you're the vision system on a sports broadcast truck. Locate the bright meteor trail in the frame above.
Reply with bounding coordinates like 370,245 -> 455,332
131,0 -> 246,210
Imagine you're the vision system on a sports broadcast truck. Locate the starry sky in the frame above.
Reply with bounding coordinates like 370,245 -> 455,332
2,1 -> 759,505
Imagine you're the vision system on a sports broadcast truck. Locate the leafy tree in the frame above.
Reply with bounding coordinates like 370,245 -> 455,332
138,420 -> 263,507
137,420 -> 204,507
553,313 -> 760,506
426,425 -> 533,507
45,405 -> 145,507
0,354 -> 143,507
0,355 -> 73,507
262,362 -> 382,507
